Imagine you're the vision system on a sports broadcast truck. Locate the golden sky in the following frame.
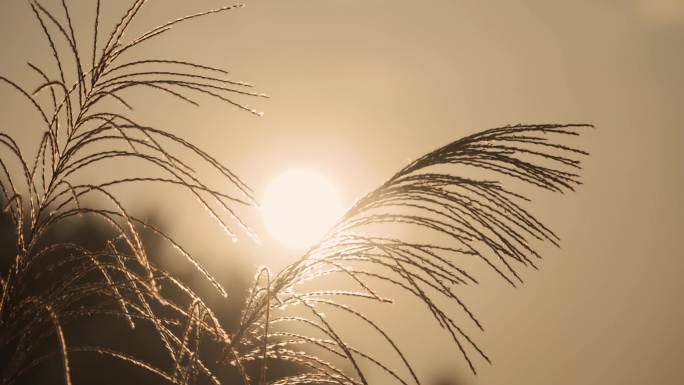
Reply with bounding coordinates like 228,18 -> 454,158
0,1 -> 682,384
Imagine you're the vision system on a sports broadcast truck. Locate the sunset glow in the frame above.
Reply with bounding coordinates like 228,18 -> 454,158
261,169 -> 342,249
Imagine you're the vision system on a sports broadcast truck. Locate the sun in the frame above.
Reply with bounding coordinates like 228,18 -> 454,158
261,168 -> 343,249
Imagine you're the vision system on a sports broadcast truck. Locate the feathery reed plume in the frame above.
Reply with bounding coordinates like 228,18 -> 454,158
232,124 -> 591,384
1,1 -> 262,384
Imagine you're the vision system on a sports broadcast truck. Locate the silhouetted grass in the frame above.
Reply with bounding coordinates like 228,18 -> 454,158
0,1 -> 591,385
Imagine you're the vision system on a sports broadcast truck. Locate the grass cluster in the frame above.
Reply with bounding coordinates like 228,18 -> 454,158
0,1 -> 590,384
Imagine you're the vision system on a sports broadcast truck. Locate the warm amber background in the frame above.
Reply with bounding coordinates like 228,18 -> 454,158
1,1 -> 682,384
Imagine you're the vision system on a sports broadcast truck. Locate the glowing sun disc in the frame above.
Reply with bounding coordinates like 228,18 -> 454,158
261,168 -> 342,249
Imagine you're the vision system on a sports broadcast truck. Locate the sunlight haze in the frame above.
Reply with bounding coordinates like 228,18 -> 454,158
262,168 -> 342,249
0,1 -> 681,384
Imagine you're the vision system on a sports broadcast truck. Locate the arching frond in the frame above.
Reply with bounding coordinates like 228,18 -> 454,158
233,124 -> 590,383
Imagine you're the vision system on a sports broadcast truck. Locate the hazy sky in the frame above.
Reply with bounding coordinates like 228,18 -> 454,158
0,1 -> 682,384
